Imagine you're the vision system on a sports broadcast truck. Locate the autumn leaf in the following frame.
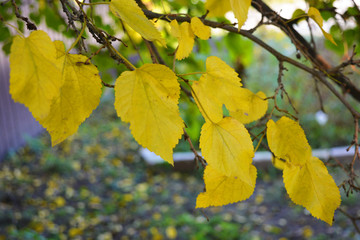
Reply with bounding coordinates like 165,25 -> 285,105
205,0 -> 232,17
308,7 -> 337,45
196,164 -> 256,208
9,30 -> 62,119
114,64 -> 184,165
109,0 -> 166,46
190,17 -> 211,40
229,89 -> 268,124
200,117 -> 254,181
39,41 -> 102,146
230,0 -> 252,30
283,157 -> 341,225
192,56 -> 242,123
271,156 -> 285,170
170,20 -> 195,60
266,117 -> 312,165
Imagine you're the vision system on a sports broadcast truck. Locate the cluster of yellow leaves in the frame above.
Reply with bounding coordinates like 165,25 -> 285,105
9,30 -> 102,146
267,117 -> 341,225
205,0 -> 252,30
194,57 -> 268,208
110,55 -> 267,209
170,18 -> 211,60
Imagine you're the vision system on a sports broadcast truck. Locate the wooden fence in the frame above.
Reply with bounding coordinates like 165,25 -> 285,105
0,52 -> 44,160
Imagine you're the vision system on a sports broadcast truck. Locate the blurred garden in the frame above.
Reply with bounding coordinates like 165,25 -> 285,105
0,96 -> 359,240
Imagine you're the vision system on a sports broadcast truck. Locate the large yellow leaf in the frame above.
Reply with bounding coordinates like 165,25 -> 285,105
308,7 -> 336,45
109,0 -> 166,46
283,157 -> 341,225
200,117 -> 254,181
230,0 -> 252,30
196,164 -> 257,208
190,17 -> 211,40
205,0 -> 232,17
170,20 -> 195,60
192,56 -> 242,122
114,64 -> 184,165
229,89 -> 268,124
266,117 -> 312,165
39,41 -> 102,146
9,30 -> 62,119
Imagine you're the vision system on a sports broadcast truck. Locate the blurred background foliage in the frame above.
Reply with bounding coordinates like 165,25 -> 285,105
1,0 -> 360,238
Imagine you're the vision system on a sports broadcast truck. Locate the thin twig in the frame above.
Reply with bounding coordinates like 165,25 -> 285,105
183,129 -> 206,168
11,0 -> 37,30
338,208 -> 360,233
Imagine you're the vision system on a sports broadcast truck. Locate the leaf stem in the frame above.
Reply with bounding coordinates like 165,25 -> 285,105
77,1 -> 109,6
109,45 -> 137,70
177,72 -> 205,77
185,81 -> 215,124
66,22 -> 86,54
3,21 -> 25,38
254,130 -> 265,153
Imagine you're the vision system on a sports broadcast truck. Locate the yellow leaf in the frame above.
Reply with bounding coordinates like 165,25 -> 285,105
192,56 -> 242,122
205,0 -> 232,17
192,80 -> 222,123
9,30 -> 62,119
54,196 -> 66,207
292,9 -> 306,20
170,20 -> 195,60
196,164 -> 256,208
69,228 -> 83,237
320,28 -> 337,46
109,0 -> 166,46
39,41 -> 102,146
271,156 -> 285,170
308,7 -> 323,27
190,17 -> 211,40
200,117 -> 254,180
308,7 -> 337,45
114,64 -> 184,165
165,226 -> 177,239
266,117 -> 312,166
229,89 -> 268,124
283,157 -> 341,225
230,0 -> 252,30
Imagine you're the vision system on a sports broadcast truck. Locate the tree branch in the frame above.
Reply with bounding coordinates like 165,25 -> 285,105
143,9 -> 360,118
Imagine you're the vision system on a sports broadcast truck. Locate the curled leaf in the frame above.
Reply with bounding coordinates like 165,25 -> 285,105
308,7 -> 337,45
